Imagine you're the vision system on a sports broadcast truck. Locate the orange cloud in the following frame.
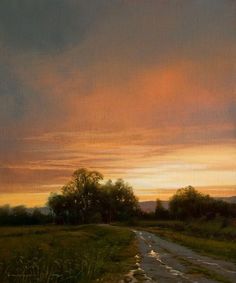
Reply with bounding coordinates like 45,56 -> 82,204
12,52 -> 234,136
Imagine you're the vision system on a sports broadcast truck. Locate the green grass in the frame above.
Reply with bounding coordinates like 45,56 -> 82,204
0,225 -> 137,283
133,219 -> 236,262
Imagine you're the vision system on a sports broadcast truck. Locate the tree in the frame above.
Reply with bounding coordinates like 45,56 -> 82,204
48,194 -> 68,224
0,205 -> 10,225
169,186 -> 236,220
65,168 -> 103,223
11,205 -> 30,225
155,199 -> 169,219
99,180 -> 114,223
30,208 -> 50,225
169,186 -> 206,219
48,168 -> 103,224
109,179 -> 140,221
72,168 -> 103,188
47,168 -> 140,224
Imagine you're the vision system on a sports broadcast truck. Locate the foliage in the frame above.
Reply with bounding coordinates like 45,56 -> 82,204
100,179 -> 140,222
169,186 -> 236,220
48,168 -> 140,224
0,205 -> 51,226
1,178 -> 235,226
155,198 -> 169,219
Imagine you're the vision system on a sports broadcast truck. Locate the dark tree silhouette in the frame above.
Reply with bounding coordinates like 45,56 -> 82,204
100,179 -> 140,222
48,168 -> 139,224
169,186 -> 236,220
155,198 -> 169,219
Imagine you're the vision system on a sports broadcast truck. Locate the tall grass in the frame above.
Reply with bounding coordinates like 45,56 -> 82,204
1,246 -> 108,282
0,225 -> 135,283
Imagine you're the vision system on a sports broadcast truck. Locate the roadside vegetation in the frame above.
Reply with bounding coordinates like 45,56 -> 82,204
134,218 -> 236,241
0,225 -> 137,283
134,219 -> 236,262
133,187 -> 236,262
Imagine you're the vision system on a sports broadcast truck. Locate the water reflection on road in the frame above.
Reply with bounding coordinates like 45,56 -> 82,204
121,230 -> 236,283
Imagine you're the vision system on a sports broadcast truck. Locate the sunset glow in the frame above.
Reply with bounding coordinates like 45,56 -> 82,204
0,1 -> 235,206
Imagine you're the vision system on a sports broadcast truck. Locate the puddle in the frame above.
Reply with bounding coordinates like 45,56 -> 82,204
197,260 -> 218,266
148,249 -> 189,280
120,254 -> 153,283
134,230 -> 236,283
137,231 -> 189,280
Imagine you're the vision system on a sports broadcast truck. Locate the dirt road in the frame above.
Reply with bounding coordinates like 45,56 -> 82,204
122,230 -> 236,283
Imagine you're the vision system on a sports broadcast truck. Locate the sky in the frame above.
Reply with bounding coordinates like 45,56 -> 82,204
0,0 -> 235,206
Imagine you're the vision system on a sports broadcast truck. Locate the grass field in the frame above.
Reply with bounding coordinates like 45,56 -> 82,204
132,219 -> 236,262
0,225 -> 137,283
1,220 -> 235,282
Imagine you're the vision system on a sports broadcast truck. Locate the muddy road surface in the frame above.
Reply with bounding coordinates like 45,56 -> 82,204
122,230 -> 236,283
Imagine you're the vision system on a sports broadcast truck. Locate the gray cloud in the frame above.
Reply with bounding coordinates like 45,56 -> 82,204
0,0 -> 113,53
0,62 -> 28,121
0,0 -> 234,56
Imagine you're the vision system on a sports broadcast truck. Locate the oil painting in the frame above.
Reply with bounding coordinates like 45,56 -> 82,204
0,1 -> 235,282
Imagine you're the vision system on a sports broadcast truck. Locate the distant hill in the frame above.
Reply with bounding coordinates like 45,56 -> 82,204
27,206 -> 50,215
139,201 -> 169,212
215,196 -> 236,204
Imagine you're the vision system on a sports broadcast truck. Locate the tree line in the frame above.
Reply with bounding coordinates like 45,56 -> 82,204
0,169 -> 235,225
0,205 -> 51,225
154,186 -> 236,220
